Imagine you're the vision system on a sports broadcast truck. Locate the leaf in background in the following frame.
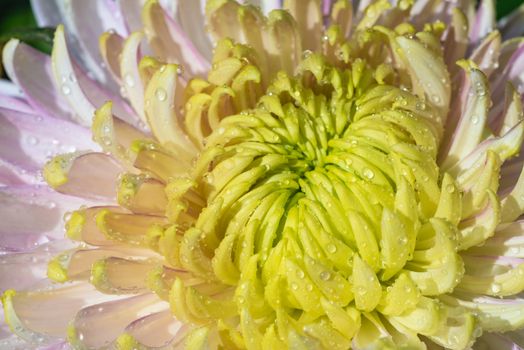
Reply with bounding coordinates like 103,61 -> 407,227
497,0 -> 524,19
0,28 -> 55,55
0,27 -> 55,55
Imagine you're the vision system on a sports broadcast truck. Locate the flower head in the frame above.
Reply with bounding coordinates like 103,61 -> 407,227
2,0 -> 524,349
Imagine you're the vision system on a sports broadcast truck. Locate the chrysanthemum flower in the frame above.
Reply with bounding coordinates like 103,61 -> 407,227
2,0 -> 524,348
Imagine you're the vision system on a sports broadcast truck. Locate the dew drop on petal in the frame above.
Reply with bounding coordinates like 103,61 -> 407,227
61,84 -> 71,95
326,244 -> 337,254
155,88 -> 167,101
124,73 -> 135,87
27,136 -> 38,146
319,271 -> 331,281
491,283 -> 501,294
363,168 -> 375,179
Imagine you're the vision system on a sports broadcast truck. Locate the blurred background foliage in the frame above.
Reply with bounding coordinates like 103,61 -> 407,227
0,0 -> 523,77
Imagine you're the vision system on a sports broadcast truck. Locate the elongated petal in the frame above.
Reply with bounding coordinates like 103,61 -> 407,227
68,293 -> 168,349
0,186 -> 95,251
142,0 -> 210,76
2,282 -> 122,341
0,107 -> 97,173
43,152 -> 123,201
52,25 -> 141,128
2,40 -> 75,122
32,0 -> 127,92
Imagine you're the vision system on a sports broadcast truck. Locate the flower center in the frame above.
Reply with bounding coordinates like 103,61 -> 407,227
161,53 -> 461,348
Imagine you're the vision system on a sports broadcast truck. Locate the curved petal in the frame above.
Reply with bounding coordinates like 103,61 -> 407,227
43,152 -> 124,201
0,185 -> 96,251
31,0 -> 127,93
176,0 -> 213,60
0,240 -> 74,291
2,40 -> 75,122
68,293 -> 168,349
0,107 -> 98,173
52,26 -> 142,129
142,0 -> 210,77
2,282 -> 124,342
0,95 -> 37,115
469,0 -> 495,45
119,309 -> 189,348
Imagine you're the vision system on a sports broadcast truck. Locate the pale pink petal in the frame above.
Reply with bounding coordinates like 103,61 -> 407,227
124,309 -> 189,348
46,152 -> 123,202
0,80 -> 23,98
142,1 -> 210,78
469,31 -> 501,78
440,68 -> 490,171
0,95 -> 37,115
51,26 -> 143,129
0,240 -> 75,291
0,108 -> 98,172
0,185 -> 96,251
491,43 -> 524,106
69,293 -> 168,349
118,0 -> 145,33
0,159 -> 42,186
176,0 -> 213,60
2,282 -> 126,343
30,0 -> 127,93
469,0 -> 496,45
2,40 -> 75,121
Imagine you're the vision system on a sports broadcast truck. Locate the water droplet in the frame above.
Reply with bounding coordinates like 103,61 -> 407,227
326,243 -> 337,254
306,284 -> 313,291
446,184 -> 455,193
290,282 -> 299,290
491,283 -> 501,294
471,115 -> 479,124
159,65 -> 166,73
398,237 -> 408,245
296,270 -> 305,279
319,271 -> 331,281
431,94 -> 441,104
124,73 -> 135,87
155,88 -> 167,101
176,66 -> 183,76
61,84 -> 71,95
363,168 -> 375,180
302,50 -> 312,59
27,136 -> 38,145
